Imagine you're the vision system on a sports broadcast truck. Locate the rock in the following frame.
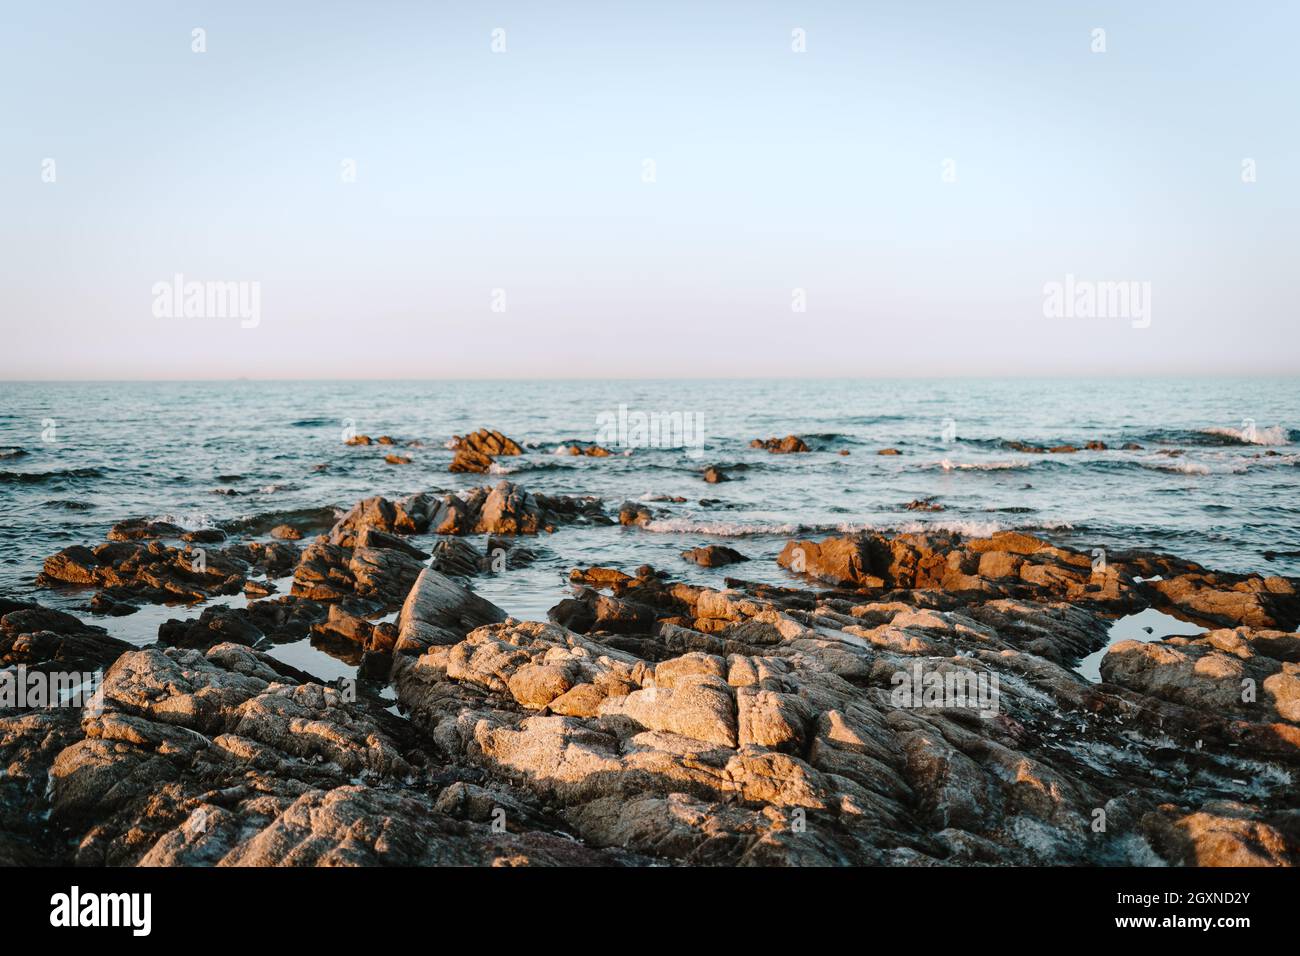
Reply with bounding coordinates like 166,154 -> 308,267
1100,628 -> 1300,723
559,443 -> 613,457
328,496 -> 399,548
750,436 -> 810,453
453,429 -> 524,457
599,677 -> 737,748
38,538 -> 253,604
619,501 -> 653,527
682,545 -> 749,567
107,518 -> 183,541
703,466 -> 731,483
1149,572 -> 1300,630
385,454 -> 412,465
877,448 -> 901,455
270,524 -> 302,541
1141,802 -> 1295,867
159,605 -> 263,650
450,449 -> 495,473
778,536 -> 879,587
904,498 -> 944,512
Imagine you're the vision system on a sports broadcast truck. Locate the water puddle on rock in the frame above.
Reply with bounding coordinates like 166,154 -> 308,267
88,574 -> 374,689
1075,607 -> 1205,683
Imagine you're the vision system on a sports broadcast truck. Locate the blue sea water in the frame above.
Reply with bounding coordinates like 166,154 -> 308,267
1,378 -> 1297,668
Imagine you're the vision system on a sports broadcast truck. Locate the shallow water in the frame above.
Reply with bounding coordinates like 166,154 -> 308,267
1,378 -> 1296,676
1075,608 -> 1206,683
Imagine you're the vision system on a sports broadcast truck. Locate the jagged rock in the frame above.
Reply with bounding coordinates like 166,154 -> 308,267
682,545 -> 748,567
38,539 -> 252,603
159,605 -> 264,650
107,518 -> 183,541
453,429 -> 524,457
450,449 -> 494,473
750,436 -> 810,453
328,496 -> 399,547
1101,627 -> 1300,723
619,501 -> 653,527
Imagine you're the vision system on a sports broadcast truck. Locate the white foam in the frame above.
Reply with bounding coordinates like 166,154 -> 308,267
640,517 -> 1070,538
935,458 -> 1033,472
1201,424 -> 1289,446
148,511 -> 217,531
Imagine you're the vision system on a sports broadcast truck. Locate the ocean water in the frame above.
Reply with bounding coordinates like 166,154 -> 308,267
2,378 -> 1297,674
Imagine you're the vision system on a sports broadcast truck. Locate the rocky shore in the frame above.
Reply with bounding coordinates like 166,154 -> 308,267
3,433 -> 1298,867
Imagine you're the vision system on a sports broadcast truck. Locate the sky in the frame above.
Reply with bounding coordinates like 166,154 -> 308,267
2,1 -> 1297,380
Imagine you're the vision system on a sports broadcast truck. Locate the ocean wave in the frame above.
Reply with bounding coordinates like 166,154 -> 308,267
640,517 -> 1072,538
934,458 -> 1035,472
0,448 -> 27,459
1199,425 -> 1290,446
488,459 -> 572,475
0,467 -> 104,485
147,511 -> 218,531
221,506 -> 339,536
44,499 -> 96,511
256,482 -> 300,494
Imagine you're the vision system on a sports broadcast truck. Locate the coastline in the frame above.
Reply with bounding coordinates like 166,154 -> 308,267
2,426 -> 1297,867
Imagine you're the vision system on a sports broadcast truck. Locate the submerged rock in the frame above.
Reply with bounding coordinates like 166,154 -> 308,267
750,435 -> 810,453
682,545 -> 749,567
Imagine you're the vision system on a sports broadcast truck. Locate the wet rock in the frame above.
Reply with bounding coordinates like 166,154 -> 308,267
904,498 -> 944,512
1149,572 -> 1300,630
450,449 -> 495,473
159,605 -> 263,650
328,496 -> 400,548
453,428 -> 524,457
38,539 -> 252,603
750,436 -> 810,453
682,545 -> 749,567
1101,627 -> 1300,723
619,501 -> 653,527
107,518 -> 183,541
778,535 -> 880,587
449,429 -> 524,473
1140,802 -> 1296,867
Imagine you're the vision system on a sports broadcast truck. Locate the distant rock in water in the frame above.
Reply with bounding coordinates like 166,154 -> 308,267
449,428 -> 524,473
750,435 -> 810,453
682,545 -> 748,567
106,518 -> 183,541
904,497 -> 944,512
557,443 -> 613,457
453,428 -> 523,456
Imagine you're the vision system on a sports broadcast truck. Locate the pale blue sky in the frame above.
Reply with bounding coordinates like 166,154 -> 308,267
2,1 -> 1296,378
